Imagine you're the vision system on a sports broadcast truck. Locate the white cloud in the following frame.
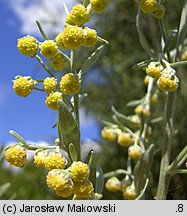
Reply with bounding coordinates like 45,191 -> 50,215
6,0 -> 77,36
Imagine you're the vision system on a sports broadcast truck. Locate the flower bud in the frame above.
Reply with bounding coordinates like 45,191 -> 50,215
157,73 -> 179,92
140,0 -> 157,13
123,185 -> 137,200
17,35 -> 38,57
105,177 -> 121,192
90,0 -> 110,13
153,5 -> 165,19
63,25 -> 85,50
51,53 -> 65,71
13,76 -> 35,97
44,152 -> 66,171
84,27 -> 98,47
40,40 -> 58,58
69,161 -> 90,182
134,105 -> 150,118
34,149 -> 47,168
74,180 -> 94,199
45,91 -> 63,110
146,62 -> 163,79
101,128 -> 117,142
66,4 -> 90,26
128,145 -> 142,160
46,169 -> 73,198
5,144 -> 27,167
43,77 -> 57,93
117,133 -> 133,147
60,73 -> 80,95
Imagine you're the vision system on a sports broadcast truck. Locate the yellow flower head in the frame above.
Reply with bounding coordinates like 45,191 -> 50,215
51,53 -> 65,71
66,4 -> 90,26
44,152 -> 66,171
128,145 -> 142,160
157,73 -> 179,92
101,128 -> 117,142
90,0 -> 110,13
34,149 -> 47,168
5,144 -> 27,167
134,105 -> 150,118
74,180 -> 94,199
13,76 -> 34,97
55,32 -> 66,50
84,27 -> 98,47
63,25 -> 85,50
46,169 -> 73,198
146,62 -> 163,79
45,92 -> 62,110
40,40 -> 58,58
117,133 -> 133,147
123,185 -> 137,200
105,177 -> 121,192
69,161 -> 90,182
140,0 -> 157,13
17,35 -> 38,57
153,5 -> 165,19
182,51 -> 187,61
60,73 -> 80,95
43,77 -> 57,93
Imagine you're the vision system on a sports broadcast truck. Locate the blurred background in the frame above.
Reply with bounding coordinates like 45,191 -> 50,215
0,0 -> 187,199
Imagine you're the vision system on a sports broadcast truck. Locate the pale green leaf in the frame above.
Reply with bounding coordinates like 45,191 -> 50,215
95,164 -> 104,194
69,143 -> 78,162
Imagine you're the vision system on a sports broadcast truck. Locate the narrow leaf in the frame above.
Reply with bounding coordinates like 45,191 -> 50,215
36,20 -> 49,40
63,2 -> 70,15
85,150 -> 94,167
126,99 -> 142,107
136,6 -> 154,57
58,100 -> 80,159
95,164 -> 104,194
0,183 -> 11,197
9,130 -> 27,147
69,143 -> 78,162
133,59 -> 156,70
111,106 -> 139,129
163,28 -> 178,53
134,144 -> 155,194
79,45 -> 104,75
150,117 -> 163,124
175,0 -> 187,59
83,0 -> 89,7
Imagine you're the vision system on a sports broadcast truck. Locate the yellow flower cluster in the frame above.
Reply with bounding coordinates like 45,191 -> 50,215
60,73 -> 80,95
123,185 -> 137,200
117,133 -> 133,147
13,76 -> 35,97
66,4 -> 90,26
146,62 -> 163,79
44,152 -> 66,171
140,0 -> 157,13
47,169 -> 73,198
73,180 -> 94,199
101,128 -> 117,142
134,104 -> 150,118
153,5 -> 166,19
69,161 -> 90,182
157,75 -> 179,92
90,0 -> 110,13
105,177 -> 121,192
128,145 -> 142,160
84,27 -> 98,47
43,77 -> 57,93
45,91 -> 63,110
40,40 -> 59,58
5,144 -> 27,167
17,36 -> 38,57
51,53 -> 65,71
34,149 -> 47,168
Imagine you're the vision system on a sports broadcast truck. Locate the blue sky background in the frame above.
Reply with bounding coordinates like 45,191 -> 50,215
0,0 -> 100,145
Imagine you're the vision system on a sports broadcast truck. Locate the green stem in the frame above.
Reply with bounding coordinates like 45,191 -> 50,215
27,145 -> 57,151
97,37 -> 109,45
36,20 -> 49,40
168,169 -> 187,176
83,0 -> 89,7
104,169 -> 130,178
170,60 -> 187,68
168,144 -> 187,170
156,92 -> 176,199
33,87 -> 45,92
35,55 -> 54,77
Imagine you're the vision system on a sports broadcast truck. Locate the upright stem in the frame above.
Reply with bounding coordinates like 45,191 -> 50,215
156,92 -> 176,199
70,50 -> 80,127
